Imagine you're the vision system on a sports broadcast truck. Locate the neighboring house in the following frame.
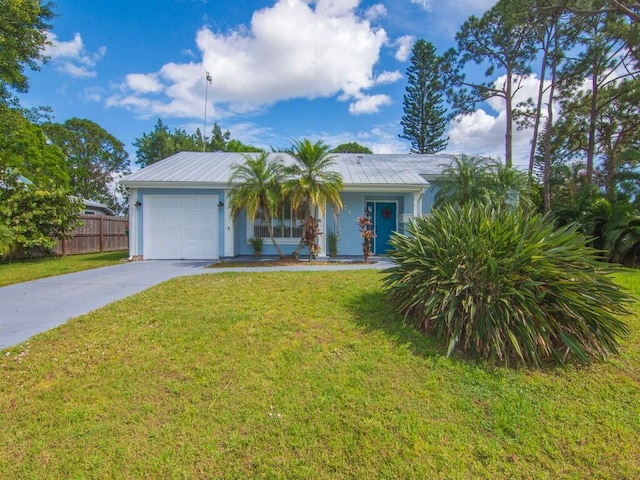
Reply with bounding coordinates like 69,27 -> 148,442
120,151 -> 456,260
2,173 -> 114,216
81,199 -> 115,216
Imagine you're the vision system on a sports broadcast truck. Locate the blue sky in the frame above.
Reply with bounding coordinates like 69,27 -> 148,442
18,0 -> 543,166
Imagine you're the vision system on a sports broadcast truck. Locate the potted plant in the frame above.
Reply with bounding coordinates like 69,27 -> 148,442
248,236 -> 263,256
328,231 -> 338,257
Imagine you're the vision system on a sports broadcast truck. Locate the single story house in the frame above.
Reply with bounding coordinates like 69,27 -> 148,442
81,199 -> 115,216
120,151 -> 456,260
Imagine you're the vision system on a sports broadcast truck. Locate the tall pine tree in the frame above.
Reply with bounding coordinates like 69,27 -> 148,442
399,39 -> 448,154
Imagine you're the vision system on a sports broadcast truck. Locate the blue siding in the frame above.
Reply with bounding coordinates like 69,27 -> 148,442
134,185 -> 438,258
327,192 -> 415,256
422,185 -> 438,215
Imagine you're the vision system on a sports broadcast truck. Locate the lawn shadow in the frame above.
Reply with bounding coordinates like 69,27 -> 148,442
74,251 -> 128,263
345,289 -> 448,361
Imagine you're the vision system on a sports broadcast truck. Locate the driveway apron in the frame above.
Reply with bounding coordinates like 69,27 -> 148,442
0,261 -> 211,350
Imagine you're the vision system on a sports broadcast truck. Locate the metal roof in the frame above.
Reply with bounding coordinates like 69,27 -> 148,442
120,151 -> 456,188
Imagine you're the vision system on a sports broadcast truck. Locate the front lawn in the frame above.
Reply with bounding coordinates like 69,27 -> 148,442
0,250 -> 128,287
0,270 -> 638,478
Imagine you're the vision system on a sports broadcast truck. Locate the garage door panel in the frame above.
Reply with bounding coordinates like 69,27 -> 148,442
144,195 -> 218,260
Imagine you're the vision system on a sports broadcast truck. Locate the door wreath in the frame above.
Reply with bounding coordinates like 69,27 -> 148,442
381,207 -> 392,220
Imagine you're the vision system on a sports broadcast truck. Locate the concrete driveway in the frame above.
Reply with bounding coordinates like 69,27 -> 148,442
0,260 -> 212,350
0,258 -> 392,350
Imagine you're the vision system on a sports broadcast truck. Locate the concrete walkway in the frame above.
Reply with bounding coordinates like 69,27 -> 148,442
0,257 -> 392,350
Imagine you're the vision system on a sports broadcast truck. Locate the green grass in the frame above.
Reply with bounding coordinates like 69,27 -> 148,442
0,269 -> 639,478
0,250 -> 128,287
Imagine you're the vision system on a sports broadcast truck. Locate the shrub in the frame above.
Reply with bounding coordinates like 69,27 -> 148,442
382,203 -> 632,366
327,231 -> 338,257
0,224 -> 14,258
248,237 -> 263,255
0,168 -> 82,254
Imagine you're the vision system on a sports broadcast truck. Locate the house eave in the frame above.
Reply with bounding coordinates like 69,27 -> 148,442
342,183 -> 428,193
121,181 -> 229,190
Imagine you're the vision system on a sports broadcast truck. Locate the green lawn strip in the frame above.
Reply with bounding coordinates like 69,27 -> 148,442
0,270 -> 638,478
0,251 -> 128,287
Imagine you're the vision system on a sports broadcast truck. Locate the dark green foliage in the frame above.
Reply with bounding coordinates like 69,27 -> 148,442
42,118 -> 130,210
0,168 -> 82,253
383,203 -> 631,366
228,152 -> 286,258
133,120 -> 263,167
327,231 -> 338,257
399,39 -> 448,154
434,155 -> 531,209
132,119 -> 195,167
554,187 -> 640,265
0,224 -> 14,257
0,108 -> 69,187
331,142 -> 373,154
0,0 -> 54,104
285,139 -> 343,259
225,139 -> 264,153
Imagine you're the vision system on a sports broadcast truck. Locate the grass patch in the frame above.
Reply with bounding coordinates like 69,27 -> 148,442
0,251 -> 129,287
0,270 -> 638,478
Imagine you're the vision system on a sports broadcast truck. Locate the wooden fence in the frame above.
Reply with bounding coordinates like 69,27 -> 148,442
53,215 -> 128,255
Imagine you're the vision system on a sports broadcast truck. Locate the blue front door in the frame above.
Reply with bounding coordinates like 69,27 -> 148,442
368,202 -> 396,255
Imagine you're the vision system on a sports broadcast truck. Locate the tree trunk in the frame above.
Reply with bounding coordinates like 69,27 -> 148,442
505,72 -> 514,168
264,210 -> 285,258
292,201 -> 310,259
529,48 -> 549,179
543,39 -> 559,214
585,74 -> 598,186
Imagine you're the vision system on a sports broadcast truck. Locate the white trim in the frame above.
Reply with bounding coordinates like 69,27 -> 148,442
367,199 -> 399,255
223,191 -> 234,257
128,188 -> 138,257
121,181 -> 228,189
343,184 -> 426,193
413,190 -> 424,216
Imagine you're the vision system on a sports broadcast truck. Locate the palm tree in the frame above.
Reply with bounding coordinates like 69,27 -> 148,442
490,161 -> 532,210
228,152 -> 286,258
434,154 -> 491,208
285,139 -> 343,259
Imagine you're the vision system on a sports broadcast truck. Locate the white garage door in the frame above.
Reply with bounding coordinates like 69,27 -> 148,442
143,195 -> 218,260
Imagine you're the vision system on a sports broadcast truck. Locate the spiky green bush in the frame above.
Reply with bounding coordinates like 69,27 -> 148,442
383,203 -> 632,366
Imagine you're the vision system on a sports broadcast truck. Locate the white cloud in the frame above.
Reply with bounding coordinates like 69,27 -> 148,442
374,70 -> 402,85
365,3 -> 387,20
107,0 -> 390,118
393,35 -> 415,62
45,32 -> 106,78
348,94 -> 392,114
56,62 -> 96,78
457,0 -> 497,13
410,0 -> 431,12
446,74 -> 550,166
126,74 -> 164,94
297,122 -> 408,154
46,32 -> 84,58
83,87 -> 104,102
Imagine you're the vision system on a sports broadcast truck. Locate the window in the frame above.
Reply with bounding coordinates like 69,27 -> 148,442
253,203 -> 304,239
